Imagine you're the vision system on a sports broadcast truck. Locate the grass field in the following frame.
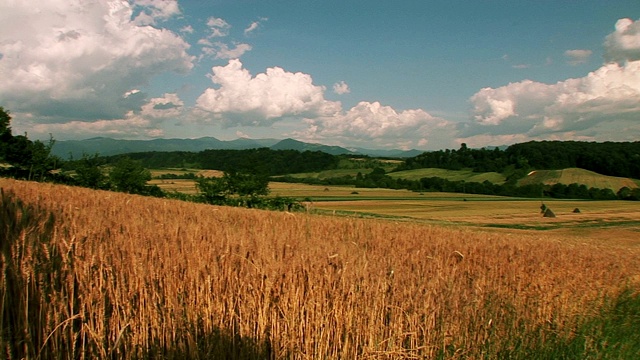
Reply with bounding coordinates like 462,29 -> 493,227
273,168 -> 368,180
388,168 -> 506,183
518,168 -> 639,191
2,177 -> 640,359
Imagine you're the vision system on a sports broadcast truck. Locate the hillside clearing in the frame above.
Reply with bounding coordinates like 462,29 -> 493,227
519,168 -> 638,191
388,167 -> 506,183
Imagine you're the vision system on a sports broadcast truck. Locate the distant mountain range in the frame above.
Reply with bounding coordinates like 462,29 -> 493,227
51,137 -> 425,159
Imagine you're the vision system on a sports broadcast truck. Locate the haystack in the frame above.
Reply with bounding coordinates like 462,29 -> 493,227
543,208 -> 556,218
573,208 -> 581,213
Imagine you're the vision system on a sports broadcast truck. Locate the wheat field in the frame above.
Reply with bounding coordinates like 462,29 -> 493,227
1,178 -> 639,359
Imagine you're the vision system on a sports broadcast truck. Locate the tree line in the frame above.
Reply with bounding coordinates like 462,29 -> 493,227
398,141 -> 640,179
277,168 -> 638,200
97,147 -> 339,176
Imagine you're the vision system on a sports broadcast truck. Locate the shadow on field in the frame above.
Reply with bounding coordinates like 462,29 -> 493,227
145,328 -> 275,360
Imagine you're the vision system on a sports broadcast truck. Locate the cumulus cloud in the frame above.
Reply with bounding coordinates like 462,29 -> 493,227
564,49 -> 592,65
465,60 -> 640,144
604,18 -> 640,62
333,81 -> 351,95
193,60 -> 451,149
195,59 -> 341,126
296,101 -> 456,150
0,0 -> 193,124
131,0 -> 181,25
460,18 -> 640,147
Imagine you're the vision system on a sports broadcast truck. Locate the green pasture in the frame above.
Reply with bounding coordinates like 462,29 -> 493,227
149,168 -> 197,177
518,168 -> 639,191
276,168 -> 369,180
388,168 -> 506,183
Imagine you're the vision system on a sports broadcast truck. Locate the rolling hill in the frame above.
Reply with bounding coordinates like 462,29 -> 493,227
388,168 -> 507,184
518,168 -> 639,191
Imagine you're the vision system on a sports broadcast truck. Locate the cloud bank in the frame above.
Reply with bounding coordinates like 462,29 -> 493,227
463,18 -> 640,147
192,60 -> 455,149
1,1 -> 638,151
298,101 -> 455,150
0,0 -> 193,124
28,93 -> 185,139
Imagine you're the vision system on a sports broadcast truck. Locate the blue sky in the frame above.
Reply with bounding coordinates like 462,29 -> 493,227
1,1 -> 639,150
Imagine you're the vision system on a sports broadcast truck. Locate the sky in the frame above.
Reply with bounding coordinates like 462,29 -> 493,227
0,1 -> 639,151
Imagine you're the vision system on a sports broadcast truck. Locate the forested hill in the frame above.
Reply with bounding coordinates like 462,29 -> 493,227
398,141 -> 640,179
102,148 -> 340,176
95,141 -> 640,180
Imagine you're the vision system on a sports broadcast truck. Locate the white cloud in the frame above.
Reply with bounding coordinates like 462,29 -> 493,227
195,59 -> 341,126
0,0 -> 194,123
604,18 -> 640,63
244,22 -> 260,36
244,18 -> 267,36
123,89 -> 141,98
212,42 -> 252,60
141,93 -> 184,119
333,81 -> 351,95
462,18 -> 640,147
297,101 -> 456,150
564,49 -> 592,65
192,60 -> 452,149
131,0 -> 181,25
180,25 -> 194,34
198,17 -> 253,60
206,17 -> 231,38
21,93 -> 184,140
27,115 -> 165,139
465,60 -> 640,144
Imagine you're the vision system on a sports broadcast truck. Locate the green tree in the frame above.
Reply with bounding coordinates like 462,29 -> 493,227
74,153 -> 108,189
195,176 -> 229,204
196,171 -> 270,206
0,106 -> 12,147
223,171 -> 269,197
109,157 -> 151,194
0,107 -> 60,181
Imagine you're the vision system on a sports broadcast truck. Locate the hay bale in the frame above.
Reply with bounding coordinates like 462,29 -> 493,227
543,208 -> 556,218
540,203 -> 547,214
573,208 -> 581,213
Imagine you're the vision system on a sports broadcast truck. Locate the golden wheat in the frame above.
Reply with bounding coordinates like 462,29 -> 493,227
1,178 -> 639,359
